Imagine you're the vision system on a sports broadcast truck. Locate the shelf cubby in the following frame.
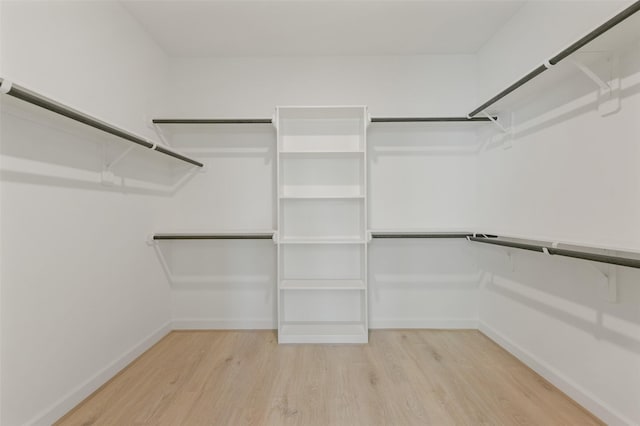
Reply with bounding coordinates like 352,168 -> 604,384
280,198 -> 364,241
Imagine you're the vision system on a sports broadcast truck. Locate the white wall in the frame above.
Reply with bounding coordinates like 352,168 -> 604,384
475,2 -> 640,424
0,2 -> 176,424
154,124 -> 277,329
160,55 -> 482,329
167,55 -> 477,117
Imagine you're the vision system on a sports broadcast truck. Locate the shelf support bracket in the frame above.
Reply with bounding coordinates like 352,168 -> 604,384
581,249 -> 619,303
571,59 -> 611,94
149,117 -> 172,147
483,112 -> 513,149
101,143 -> 135,186
570,54 -> 620,116
605,264 -> 618,303
106,145 -> 135,171
598,250 -> 619,303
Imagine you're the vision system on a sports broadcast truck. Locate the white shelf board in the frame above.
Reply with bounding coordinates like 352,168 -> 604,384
279,322 -> 368,344
279,237 -> 366,245
280,279 -> 365,290
476,230 -> 640,256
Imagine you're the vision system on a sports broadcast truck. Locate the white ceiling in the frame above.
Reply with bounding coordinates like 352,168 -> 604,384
121,1 -> 526,57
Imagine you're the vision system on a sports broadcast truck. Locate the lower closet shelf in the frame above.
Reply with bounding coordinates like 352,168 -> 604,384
279,322 -> 368,344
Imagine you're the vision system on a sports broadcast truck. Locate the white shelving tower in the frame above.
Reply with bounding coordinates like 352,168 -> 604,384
276,106 -> 369,343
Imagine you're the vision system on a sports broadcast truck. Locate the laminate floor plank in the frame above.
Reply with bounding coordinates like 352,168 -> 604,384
55,330 -> 604,426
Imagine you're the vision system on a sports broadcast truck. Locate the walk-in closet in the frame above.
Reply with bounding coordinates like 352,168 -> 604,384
1,1 -> 640,424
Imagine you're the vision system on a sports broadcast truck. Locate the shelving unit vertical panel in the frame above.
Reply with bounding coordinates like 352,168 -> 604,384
275,107 -> 283,336
362,107 -> 369,334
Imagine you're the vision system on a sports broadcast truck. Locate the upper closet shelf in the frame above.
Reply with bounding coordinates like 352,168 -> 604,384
152,116 -> 496,125
0,78 -> 203,168
153,232 -> 275,240
370,116 -> 493,123
372,231 -> 476,239
468,1 -> 640,117
470,235 -> 640,270
153,118 -> 273,124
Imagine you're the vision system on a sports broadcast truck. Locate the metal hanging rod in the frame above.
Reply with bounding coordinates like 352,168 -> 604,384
0,78 -> 203,167
154,117 -> 496,124
371,117 -> 495,123
153,118 -> 273,124
468,1 -> 640,117
469,236 -> 640,270
153,233 -> 274,240
372,232 -> 478,239
467,65 -> 548,117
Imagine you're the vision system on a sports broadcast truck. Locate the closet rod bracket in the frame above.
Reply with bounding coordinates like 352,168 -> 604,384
589,251 -> 619,303
570,54 -> 621,116
101,143 -> 135,186
605,264 -> 618,303
148,116 -> 172,147
483,112 -> 513,149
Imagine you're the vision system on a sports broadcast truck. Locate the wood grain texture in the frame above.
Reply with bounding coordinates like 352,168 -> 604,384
55,330 -> 603,426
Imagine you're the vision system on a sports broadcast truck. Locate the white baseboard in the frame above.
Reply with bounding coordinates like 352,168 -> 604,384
172,318 -> 476,330
478,322 -> 632,426
27,321 -> 172,426
370,318 -> 478,329
172,318 -> 276,330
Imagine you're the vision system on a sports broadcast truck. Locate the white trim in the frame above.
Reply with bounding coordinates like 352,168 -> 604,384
173,318 -> 478,331
172,318 -> 276,330
27,321 -> 172,426
370,319 -> 478,329
478,322 -> 632,426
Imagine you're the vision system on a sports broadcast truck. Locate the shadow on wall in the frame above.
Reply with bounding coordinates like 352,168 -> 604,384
0,96 -> 200,196
476,244 -> 640,354
155,239 -> 277,325
155,122 -> 276,163
152,239 -> 276,288
368,123 -> 481,157
479,45 -> 640,151
369,239 -> 480,289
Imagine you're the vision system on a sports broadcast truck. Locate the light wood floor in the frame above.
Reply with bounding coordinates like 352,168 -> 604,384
56,330 -> 603,426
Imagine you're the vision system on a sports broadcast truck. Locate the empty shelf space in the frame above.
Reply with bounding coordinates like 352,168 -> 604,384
279,322 -> 368,344
280,279 -> 365,290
